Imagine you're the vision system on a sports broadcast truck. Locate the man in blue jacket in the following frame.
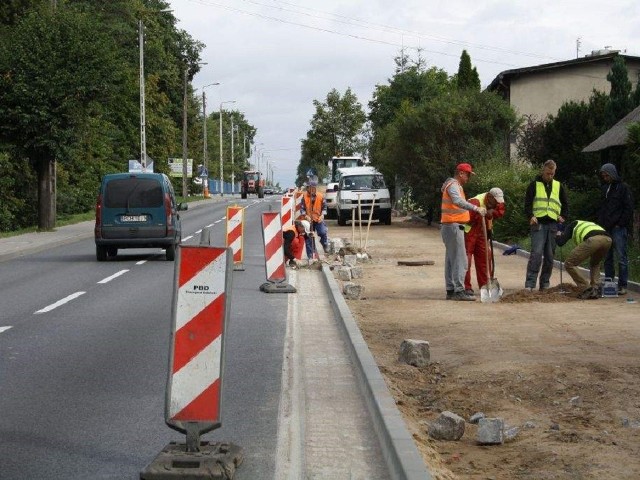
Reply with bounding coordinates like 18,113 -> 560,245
597,163 -> 634,295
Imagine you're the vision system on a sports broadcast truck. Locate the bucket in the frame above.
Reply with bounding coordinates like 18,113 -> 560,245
601,278 -> 618,298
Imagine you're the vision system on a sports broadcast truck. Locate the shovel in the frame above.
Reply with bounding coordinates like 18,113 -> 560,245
480,216 -> 502,303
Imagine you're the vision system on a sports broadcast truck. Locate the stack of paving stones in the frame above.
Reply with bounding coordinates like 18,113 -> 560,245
330,238 -> 366,300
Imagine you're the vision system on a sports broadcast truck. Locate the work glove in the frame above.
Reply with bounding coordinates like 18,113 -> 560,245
477,207 -> 487,216
503,244 -> 521,256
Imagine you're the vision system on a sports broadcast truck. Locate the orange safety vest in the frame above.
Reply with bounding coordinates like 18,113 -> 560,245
440,180 -> 470,224
302,192 -> 324,222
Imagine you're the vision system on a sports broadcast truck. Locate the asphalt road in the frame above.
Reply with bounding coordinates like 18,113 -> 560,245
0,197 -> 289,479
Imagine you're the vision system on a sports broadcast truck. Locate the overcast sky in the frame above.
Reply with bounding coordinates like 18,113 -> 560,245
166,0 -> 639,187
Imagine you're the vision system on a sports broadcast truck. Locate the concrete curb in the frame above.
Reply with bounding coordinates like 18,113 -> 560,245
320,263 -> 433,480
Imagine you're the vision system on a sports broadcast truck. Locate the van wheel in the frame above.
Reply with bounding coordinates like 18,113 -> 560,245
337,211 -> 348,226
107,247 -> 118,257
96,246 -> 107,262
380,211 -> 392,225
241,192 -> 247,199
166,244 -> 176,261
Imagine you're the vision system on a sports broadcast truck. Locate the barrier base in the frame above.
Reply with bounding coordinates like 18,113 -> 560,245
233,264 -> 245,271
140,441 -> 243,480
260,281 -> 296,294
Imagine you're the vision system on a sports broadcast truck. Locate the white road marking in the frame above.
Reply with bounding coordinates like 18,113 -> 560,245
206,223 -> 215,228
97,269 -> 129,284
35,292 -> 86,314
183,235 -> 194,241
0,326 -> 12,334
136,260 -> 147,265
195,229 -> 202,234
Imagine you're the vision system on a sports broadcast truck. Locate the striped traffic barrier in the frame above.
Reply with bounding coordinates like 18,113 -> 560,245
226,205 -> 245,271
141,245 -> 243,478
281,195 -> 293,227
260,212 -> 296,293
294,191 -> 303,219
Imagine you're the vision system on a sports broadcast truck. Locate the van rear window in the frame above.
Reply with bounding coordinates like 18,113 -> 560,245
105,178 -> 163,208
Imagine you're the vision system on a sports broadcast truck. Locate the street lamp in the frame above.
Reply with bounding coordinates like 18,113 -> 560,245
219,100 -> 236,196
139,9 -> 172,169
200,83 -> 220,197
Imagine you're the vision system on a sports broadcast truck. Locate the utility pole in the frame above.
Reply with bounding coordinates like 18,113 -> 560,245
231,121 -> 235,194
202,91 -> 208,197
182,68 -> 188,199
139,20 -> 147,169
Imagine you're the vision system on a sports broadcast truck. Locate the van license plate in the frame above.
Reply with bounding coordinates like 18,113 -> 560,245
121,215 -> 147,222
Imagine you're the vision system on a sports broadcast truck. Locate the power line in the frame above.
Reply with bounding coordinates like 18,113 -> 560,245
183,0 -> 523,68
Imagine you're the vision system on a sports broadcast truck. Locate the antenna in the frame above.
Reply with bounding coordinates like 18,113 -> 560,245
576,37 -> 582,58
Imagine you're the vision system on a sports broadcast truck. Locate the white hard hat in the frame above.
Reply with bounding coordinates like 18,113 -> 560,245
299,220 -> 311,234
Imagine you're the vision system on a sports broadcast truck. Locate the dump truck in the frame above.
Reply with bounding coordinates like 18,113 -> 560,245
241,170 -> 264,199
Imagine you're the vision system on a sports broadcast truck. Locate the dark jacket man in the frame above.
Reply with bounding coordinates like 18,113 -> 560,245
597,163 -> 633,231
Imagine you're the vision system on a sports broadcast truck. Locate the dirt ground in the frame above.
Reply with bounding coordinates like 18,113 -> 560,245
326,216 -> 640,480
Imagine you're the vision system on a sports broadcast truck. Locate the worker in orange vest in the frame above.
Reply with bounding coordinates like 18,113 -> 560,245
440,163 -> 486,301
300,177 -> 329,256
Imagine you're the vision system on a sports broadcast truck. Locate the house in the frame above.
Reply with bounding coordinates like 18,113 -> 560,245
487,49 -> 640,156
582,104 -> 640,154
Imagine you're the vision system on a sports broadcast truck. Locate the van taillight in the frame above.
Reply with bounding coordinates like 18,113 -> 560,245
165,193 -> 174,234
94,194 -> 102,238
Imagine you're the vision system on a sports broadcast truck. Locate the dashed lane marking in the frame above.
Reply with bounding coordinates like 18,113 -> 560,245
35,291 -> 86,314
97,269 -> 129,284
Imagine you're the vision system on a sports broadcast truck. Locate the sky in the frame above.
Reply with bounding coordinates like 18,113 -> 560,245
166,0 -> 639,188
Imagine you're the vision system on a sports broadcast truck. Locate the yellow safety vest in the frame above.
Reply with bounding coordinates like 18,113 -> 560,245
572,221 -> 605,244
440,180 -> 470,224
463,193 -> 493,233
533,180 -> 561,220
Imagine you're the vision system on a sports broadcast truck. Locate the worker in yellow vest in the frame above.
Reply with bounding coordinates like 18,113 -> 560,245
523,159 -> 569,291
440,163 -> 486,301
556,220 -> 612,299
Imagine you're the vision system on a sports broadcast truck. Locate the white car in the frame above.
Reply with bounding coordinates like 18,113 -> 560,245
324,182 -> 339,219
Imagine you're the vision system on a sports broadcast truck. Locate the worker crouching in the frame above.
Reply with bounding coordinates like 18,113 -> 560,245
283,219 -> 311,268
556,220 -> 612,299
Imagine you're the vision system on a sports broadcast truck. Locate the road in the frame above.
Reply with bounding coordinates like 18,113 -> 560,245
0,197 -> 289,479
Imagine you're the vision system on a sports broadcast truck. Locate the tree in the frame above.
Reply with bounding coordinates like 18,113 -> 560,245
0,8 -> 124,229
376,89 -> 515,212
605,56 -> 633,126
297,88 -> 366,184
454,49 -> 481,91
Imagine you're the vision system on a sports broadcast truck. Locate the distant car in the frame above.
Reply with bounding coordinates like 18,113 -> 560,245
325,182 -> 339,219
264,187 -> 274,195
94,172 -> 187,261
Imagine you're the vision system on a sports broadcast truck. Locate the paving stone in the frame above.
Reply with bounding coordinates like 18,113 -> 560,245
398,339 -> 430,367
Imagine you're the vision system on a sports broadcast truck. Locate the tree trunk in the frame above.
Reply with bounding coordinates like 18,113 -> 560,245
37,157 -> 56,231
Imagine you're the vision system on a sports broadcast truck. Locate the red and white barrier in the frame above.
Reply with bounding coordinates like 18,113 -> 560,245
281,196 -> 293,227
166,246 -> 232,432
294,191 -> 303,219
226,205 -> 244,270
261,212 -> 286,283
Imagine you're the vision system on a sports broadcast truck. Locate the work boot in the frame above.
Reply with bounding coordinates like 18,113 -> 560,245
446,290 -> 454,300
323,243 -> 330,254
451,291 -> 476,301
464,289 -> 475,296
618,287 -> 628,295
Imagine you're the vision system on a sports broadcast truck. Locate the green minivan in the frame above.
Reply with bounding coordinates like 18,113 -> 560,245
94,173 -> 187,261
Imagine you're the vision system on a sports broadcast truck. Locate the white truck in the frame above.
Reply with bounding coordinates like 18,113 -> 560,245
335,166 -> 392,225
